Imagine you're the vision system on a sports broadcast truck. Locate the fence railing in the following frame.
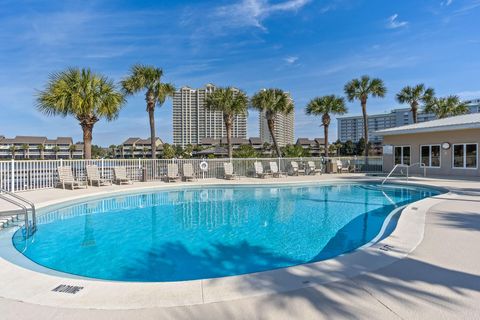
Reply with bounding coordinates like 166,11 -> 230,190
0,156 -> 383,193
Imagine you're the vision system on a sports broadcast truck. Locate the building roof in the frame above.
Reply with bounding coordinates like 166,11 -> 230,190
375,113 -> 480,136
296,138 -> 315,146
200,138 -> 220,145
122,137 -> 141,145
249,137 -> 263,145
314,138 -> 326,145
220,137 -> 249,145
56,137 -> 73,145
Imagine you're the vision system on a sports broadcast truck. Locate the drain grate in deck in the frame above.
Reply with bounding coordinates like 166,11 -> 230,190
52,284 -> 84,294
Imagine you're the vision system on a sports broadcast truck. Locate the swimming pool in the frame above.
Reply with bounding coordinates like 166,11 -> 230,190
12,183 -> 440,282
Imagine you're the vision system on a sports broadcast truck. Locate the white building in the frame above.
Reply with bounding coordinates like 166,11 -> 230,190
172,84 -> 247,147
337,99 -> 480,143
259,109 -> 295,147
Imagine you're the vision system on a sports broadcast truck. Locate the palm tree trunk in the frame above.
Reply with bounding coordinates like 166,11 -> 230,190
267,118 -> 281,157
411,102 -> 418,123
81,123 -> 94,159
361,98 -> 369,157
148,108 -> 156,159
324,124 -> 329,157
224,114 -> 234,159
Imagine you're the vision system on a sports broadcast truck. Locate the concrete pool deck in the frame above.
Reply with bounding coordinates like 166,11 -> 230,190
0,174 -> 479,319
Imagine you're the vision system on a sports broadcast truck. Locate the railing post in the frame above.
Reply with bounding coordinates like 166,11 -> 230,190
101,158 -> 105,178
10,158 -> 14,193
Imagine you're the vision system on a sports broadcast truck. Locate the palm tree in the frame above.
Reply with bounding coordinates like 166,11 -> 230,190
121,64 -> 175,159
344,76 -> 386,156
424,95 -> 469,119
52,145 -> 60,159
21,144 -> 29,159
38,144 -> 45,160
396,84 -> 435,123
9,145 -> 17,159
305,95 -> 347,157
68,144 -> 77,159
109,145 -> 117,158
205,87 -> 249,158
37,68 -> 125,159
251,89 -> 294,157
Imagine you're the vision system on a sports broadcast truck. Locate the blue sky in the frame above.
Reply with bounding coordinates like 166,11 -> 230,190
0,0 -> 479,145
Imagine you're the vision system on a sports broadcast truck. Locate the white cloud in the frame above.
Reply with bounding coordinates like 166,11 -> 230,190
213,0 -> 311,31
386,14 -> 408,29
284,56 -> 299,64
456,90 -> 480,100
441,0 -> 453,6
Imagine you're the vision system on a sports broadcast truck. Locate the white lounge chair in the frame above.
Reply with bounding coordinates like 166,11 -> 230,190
86,165 -> 112,186
57,166 -> 87,190
336,160 -> 349,173
167,163 -> 181,182
269,161 -> 285,178
290,161 -> 305,176
254,162 -> 272,179
307,161 -> 322,175
223,162 -> 239,180
182,163 -> 196,182
113,166 -> 132,184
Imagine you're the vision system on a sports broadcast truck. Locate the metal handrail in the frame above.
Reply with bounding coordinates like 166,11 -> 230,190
381,162 -> 426,186
0,188 -> 36,237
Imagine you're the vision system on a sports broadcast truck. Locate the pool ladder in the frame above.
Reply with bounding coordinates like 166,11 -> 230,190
382,162 -> 426,187
0,188 -> 37,238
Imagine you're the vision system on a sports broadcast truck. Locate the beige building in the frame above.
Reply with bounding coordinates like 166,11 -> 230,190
172,84 -> 247,147
118,137 -> 164,158
0,136 -> 83,159
259,108 -> 295,147
376,114 -> 479,177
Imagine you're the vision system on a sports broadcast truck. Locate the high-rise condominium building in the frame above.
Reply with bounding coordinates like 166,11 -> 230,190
172,84 -> 247,147
337,99 -> 480,143
259,109 -> 295,147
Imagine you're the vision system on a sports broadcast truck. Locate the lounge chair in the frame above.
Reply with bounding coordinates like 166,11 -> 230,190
113,166 -> 133,184
269,161 -> 285,178
86,165 -> 112,186
223,162 -> 239,180
307,161 -> 322,175
57,166 -> 87,190
336,160 -> 349,173
254,162 -> 272,179
182,163 -> 196,182
290,161 -> 305,176
166,163 -> 181,182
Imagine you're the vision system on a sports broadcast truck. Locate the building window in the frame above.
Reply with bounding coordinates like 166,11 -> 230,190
453,144 -> 477,169
394,146 -> 410,165
420,145 -> 441,167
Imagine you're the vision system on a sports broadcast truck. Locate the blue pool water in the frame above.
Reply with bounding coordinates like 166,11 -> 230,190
13,183 -> 440,282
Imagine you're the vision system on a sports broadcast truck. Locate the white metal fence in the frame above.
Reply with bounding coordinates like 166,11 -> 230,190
0,156 -> 383,193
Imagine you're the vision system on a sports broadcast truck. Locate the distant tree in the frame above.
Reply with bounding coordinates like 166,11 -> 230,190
424,95 -> 469,119
162,143 -> 176,159
38,144 -> 45,160
305,95 -> 347,157
121,64 -> 175,159
328,144 -> 338,157
341,140 -> 356,156
233,144 -> 259,158
251,89 -> 294,157
36,68 -> 125,159
68,144 -> 77,159
21,144 -> 29,159
142,146 -> 148,158
205,87 -> 249,158
183,144 -> 194,159
344,75 -> 386,156
91,145 -> 107,158
108,145 -> 117,158
282,144 -> 309,158
52,145 -> 60,159
396,84 -> 435,123
9,145 -> 16,159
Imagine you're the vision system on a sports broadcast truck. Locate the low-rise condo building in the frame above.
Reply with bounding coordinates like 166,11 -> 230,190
118,137 -> 164,158
376,113 -> 480,177
337,99 -> 480,143
0,136 -> 83,159
172,84 -> 248,147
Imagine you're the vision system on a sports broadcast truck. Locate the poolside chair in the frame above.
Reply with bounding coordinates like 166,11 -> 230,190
182,163 -> 196,182
290,161 -> 305,176
113,166 -> 133,185
336,160 -> 349,173
254,162 -> 272,179
166,163 -> 181,182
269,161 -> 285,178
223,162 -> 239,180
57,166 -> 87,190
86,165 -> 112,186
307,161 -> 322,175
